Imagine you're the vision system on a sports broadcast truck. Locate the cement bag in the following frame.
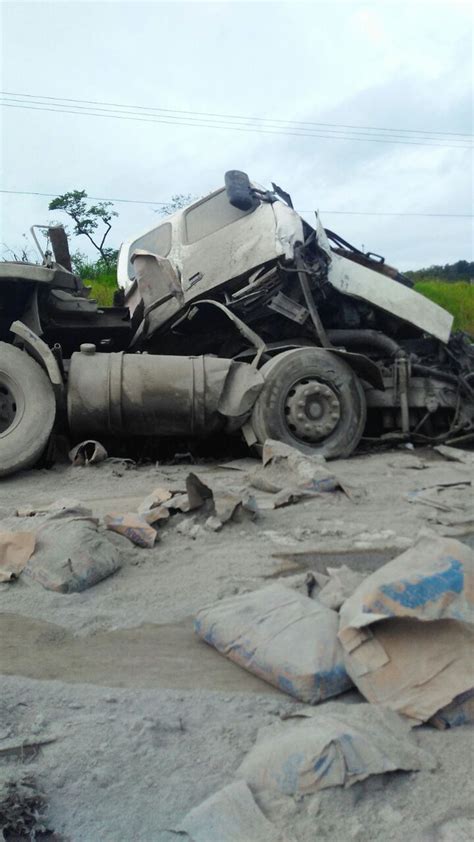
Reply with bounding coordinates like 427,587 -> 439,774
176,781 -> 290,842
195,583 -> 352,703
237,703 -> 436,795
338,535 -> 474,724
24,518 -> 121,592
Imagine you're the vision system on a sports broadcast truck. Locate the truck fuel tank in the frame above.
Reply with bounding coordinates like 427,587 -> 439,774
67,345 -> 264,439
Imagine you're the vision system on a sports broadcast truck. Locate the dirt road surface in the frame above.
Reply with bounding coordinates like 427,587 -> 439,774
1,447 -> 473,840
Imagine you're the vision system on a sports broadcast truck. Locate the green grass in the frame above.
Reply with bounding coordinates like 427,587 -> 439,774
85,272 -> 118,306
414,280 -> 474,336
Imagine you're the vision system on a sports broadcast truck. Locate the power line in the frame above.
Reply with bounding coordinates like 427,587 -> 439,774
2,101 -> 472,150
2,90 -> 472,139
4,94 -> 471,148
1,189 -> 472,218
1,189 -> 167,206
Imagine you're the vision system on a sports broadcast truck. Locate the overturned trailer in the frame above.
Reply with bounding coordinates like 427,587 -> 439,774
0,171 -> 473,476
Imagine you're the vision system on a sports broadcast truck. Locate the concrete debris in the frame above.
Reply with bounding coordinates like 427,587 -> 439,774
237,703 -> 436,795
24,518 -> 121,592
0,531 -> 35,582
177,517 -> 205,539
139,505 -> 170,526
104,512 -> 158,548
68,439 -> 108,466
388,455 -> 427,470
313,565 -> 367,611
271,488 -> 306,508
177,780 -> 291,842
205,516 -> 223,532
137,487 -> 173,515
434,444 -> 474,465
338,534 -> 474,724
195,583 -> 352,703
213,491 -> 245,523
250,439 -> 348,497
16,498 -> 93,519
407,482 -> 471,513
186,472 -> 214,510
164,492 -> 195,513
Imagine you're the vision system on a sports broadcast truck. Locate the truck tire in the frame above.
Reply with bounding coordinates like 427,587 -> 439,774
0,342 -> 56,477
251,348 -> 366,459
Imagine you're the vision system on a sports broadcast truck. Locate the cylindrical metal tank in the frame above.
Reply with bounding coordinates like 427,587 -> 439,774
67,346 -> 239,438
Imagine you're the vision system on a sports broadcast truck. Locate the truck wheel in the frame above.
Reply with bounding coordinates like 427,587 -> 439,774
0,342 -> 56,477
251,348 -> 366,459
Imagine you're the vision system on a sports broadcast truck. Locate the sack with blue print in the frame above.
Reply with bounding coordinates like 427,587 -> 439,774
195,582 -> 352,703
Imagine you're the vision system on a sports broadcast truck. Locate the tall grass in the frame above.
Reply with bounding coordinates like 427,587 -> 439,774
73,256 -> 119,306
414,280 -> 474,336
85,272 -> 118,306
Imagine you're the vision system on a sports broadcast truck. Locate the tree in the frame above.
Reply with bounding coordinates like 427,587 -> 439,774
158,193 -> 198,216
48,190 -> 118,266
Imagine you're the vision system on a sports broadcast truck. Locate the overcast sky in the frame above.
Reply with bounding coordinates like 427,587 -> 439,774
1,0 -> 472,269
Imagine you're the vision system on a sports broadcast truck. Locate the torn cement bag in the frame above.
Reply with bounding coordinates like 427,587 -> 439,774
0,532 -> 35,582
338,534 -> 474,723
69,440 -> 107,466
195,583 -> 352,703
237,703 -> 436,796
104,513 -> 158,547
24,519 -> 121,592
250,439 -> 345,495
176,780 -> 290,842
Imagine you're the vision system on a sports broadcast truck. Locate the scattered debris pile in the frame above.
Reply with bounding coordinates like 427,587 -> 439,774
186,529 -> 474,836
1,440 -> 354,594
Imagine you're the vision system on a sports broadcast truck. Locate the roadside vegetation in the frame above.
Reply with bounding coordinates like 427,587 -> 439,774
413,280 -> 473,336
84,265 -> 474,336
72,254 -> 118,306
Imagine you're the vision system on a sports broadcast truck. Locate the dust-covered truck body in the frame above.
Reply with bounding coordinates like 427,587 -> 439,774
0,171 -> 472,476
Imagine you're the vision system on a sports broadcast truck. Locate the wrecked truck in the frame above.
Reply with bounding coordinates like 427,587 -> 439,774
0,170 -> 473,477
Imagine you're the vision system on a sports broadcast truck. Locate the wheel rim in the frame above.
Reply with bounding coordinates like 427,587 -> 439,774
284,377 -> 341,443
0,373 -> 25,437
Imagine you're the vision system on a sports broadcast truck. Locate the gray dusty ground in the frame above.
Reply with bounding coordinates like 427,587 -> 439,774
0,446 -> 473,840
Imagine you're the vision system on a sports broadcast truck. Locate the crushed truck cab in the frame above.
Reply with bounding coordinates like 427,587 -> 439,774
0,171 -> 472,476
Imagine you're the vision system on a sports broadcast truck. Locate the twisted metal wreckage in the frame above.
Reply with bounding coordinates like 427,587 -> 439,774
0,171 -> 473,476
